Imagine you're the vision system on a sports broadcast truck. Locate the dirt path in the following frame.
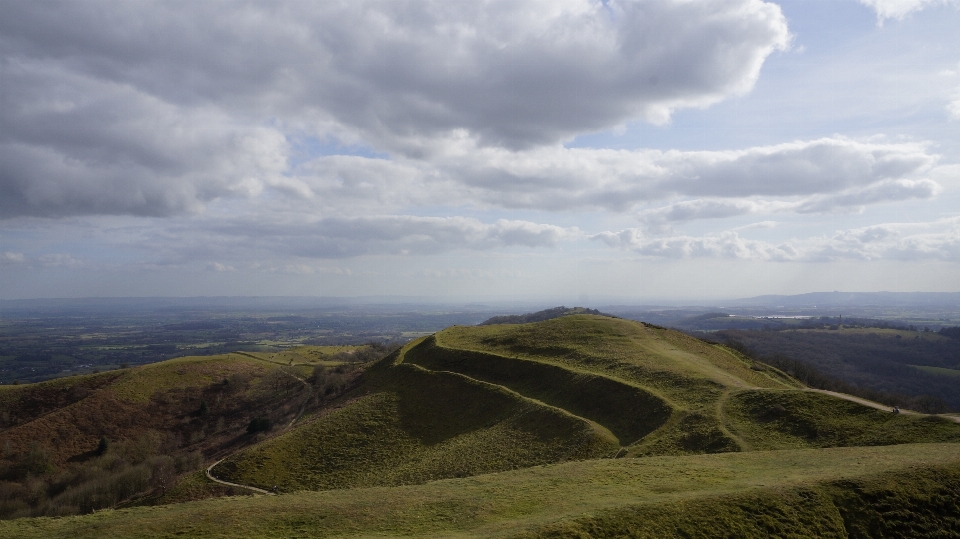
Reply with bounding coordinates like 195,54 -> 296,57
205,459 -> 275,495
716,390 -> 751,452
807,388 -> 960,424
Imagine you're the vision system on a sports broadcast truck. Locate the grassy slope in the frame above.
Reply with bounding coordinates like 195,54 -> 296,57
215,315 -> 960,494
725,389 -> 960,450
402,335 -> 671,445
5,443 -> 960,538
434,316 -> 960,456
214,359 -> 618,492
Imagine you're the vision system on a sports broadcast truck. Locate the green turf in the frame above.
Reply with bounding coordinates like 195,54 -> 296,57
5,443 -> 960,538
212,315 -> 960,494
725,389 -> 960,450
212,363 -> 617,492
402,335 -> 672,445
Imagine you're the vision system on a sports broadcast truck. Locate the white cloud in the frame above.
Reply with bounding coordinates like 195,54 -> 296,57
592,229 -> 800,260
207,262 -> 237,272
1,252 -> 27,265
735,221 -> 778,231
634,178 -> 941,231
592,217 -> 960,261
795,178 -> 940,213
37,253 -> 84,268
145,215 -> 582,261
637,199 -> 787,230
857,0 -> 957,21
949,93 -> 960,120
420,137 -> 940,213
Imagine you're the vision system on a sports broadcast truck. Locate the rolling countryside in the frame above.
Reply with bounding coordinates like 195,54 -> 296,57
4,313 -> 960,537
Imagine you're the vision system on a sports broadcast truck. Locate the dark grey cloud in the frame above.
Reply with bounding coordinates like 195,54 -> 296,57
0,60 -> 287,218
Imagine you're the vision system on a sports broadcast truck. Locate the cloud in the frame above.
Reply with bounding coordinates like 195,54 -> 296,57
816,218 -> 960,260
1,252 -> 27,265
0,0 -> 791,219
151,215 -> 581,261
592,217 -> 960,261
1,0 -> 789,149
795,178 -> 940,213
634,178 -> 940,230
735,221 -> 778,231
949,92 -> 960,120
424,137 -> 939,213
0,252 -> 83,268
206,262 -> 237,272
592,228 -> 800,260
291,216 -> 580,257
0,61 -> 288,218
37,253 -> 84,268
857,0 -> 958,21
637,199 -> 786,230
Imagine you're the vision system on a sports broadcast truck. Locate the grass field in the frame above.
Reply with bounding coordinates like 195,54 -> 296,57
4,443 -> 960,538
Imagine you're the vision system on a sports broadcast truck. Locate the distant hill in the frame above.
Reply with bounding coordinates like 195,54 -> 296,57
479,306 -> 611,325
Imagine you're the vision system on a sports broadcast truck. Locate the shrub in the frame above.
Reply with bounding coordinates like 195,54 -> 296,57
247,417 -> 271,435
95,437 -> 110,456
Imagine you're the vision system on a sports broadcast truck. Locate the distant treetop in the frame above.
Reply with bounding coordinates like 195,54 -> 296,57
479,306 -> 612,326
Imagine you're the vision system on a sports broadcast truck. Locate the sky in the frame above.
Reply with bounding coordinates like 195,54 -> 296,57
1,0 -> 959,302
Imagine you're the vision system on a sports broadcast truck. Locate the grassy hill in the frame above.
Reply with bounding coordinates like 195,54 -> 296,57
213,314 -> 960,493
6,313 -> 960,535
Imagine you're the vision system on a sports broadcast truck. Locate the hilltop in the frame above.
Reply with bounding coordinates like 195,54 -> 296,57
479,306 -> 610,325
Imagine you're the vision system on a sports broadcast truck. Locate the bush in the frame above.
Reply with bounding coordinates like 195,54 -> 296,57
246,417 -> 271,435
95,437 -> 110,456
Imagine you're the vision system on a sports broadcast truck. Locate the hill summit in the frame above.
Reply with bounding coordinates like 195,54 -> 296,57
480,305 -> 611,325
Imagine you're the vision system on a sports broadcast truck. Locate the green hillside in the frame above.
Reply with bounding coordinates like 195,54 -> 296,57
213,314 -> 960,493
5,443 -> 960,538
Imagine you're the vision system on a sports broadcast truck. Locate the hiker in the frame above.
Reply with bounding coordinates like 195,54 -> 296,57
892,406 -> 900,414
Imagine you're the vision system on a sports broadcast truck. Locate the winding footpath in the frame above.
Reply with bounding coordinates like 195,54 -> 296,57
205,459 -> 275,495
204,353 -> 316,495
